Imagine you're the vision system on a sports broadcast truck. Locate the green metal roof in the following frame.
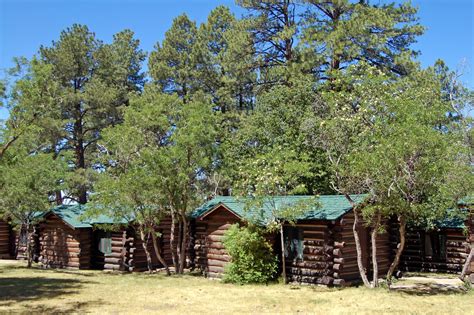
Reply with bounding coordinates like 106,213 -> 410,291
45,204 -> 129,229
437,216 -> 466,229
436,207 -> 471,229
191,194 -> 368,223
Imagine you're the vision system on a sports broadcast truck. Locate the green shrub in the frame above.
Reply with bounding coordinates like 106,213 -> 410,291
222,224 -> 278,284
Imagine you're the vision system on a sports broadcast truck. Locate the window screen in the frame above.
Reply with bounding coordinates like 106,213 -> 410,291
424,232 -> 447,261
19,228 -> 28,246
284,226 -> 304,261
98,232 -> 112,255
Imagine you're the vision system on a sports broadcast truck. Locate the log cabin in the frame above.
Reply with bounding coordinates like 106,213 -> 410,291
191,195 -> 390,286
392,204 -> 473,282
39,204 -> 173,271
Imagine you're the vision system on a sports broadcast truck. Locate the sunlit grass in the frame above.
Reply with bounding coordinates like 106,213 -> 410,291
0,260 -> 472,314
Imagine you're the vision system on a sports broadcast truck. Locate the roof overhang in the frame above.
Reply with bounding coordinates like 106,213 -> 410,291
43,211 -> 91,230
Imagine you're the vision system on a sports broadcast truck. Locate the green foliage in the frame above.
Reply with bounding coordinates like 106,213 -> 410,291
194,6 -> 256,113
91,85 -> 217,272
225,76 -> 331,196
0,3 -> 471,280
91,86 -> 217,218
306,63 -> 473,226
5,24 -> 146,203
149,14 -> 198,100
223,224 -> 278,284
0,151 -> 65,225
300,0 -> 424,79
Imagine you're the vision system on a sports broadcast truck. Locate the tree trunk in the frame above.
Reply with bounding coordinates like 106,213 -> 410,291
178,214 -> 188,274
170,212 -> 178,271
280,224 -> 287,284
74,101 -> 87,205
54,191 -> 63,205
387,215 -> 407,283
138,226 -> 153,273
151,230 -> 171,276
25,224 -> 32,268
460,246 -> 473,280
371,212 -> 382,288
353,208 -> 371,288
176,219 -> 183,273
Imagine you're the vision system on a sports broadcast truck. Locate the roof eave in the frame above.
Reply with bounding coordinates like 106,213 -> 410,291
198,202 -> 242,221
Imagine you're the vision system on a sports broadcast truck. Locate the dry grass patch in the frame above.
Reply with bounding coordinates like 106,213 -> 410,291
0,260 -> 472,314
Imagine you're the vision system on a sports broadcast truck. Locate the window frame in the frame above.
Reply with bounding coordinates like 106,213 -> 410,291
98,231 -> 112,256
423,231 -> 447,262
284,226 -> 304,262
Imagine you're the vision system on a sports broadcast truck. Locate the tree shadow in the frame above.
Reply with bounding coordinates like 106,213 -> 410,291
390,282 -> 467,296
0,276 -> 95,304
33,300 -> 106,313
48,268 -> 100,278
2,299 -> 106,313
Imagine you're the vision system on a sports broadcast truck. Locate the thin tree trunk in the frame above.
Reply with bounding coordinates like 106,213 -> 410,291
371,212 -> 382,288
138,226 -> 153,273
460,246 -> 473,280
74,99 -> 87,205
178,214 -> 188,274
176,219 -> 183,273
151,230 -> 171,276
387,215 -> 407,283
25,224 -> 32,268
170,212 -> 178,271
353,208 -> 371,288
280,224 -> 287,284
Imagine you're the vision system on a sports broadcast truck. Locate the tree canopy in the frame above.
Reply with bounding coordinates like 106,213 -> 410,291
0,0 -> 472,281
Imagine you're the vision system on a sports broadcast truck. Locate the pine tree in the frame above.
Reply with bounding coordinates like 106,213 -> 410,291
34,24 -> 145,203
300,0 -> 424,80
149,14 -> 198,102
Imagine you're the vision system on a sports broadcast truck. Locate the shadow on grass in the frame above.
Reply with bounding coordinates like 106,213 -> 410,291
2,299 -> 106,313
35,300 -> 106,313
390,282 -> 467,296
48,268 -> 100,278
0,276 -> 95,304
186,271 -> 206,278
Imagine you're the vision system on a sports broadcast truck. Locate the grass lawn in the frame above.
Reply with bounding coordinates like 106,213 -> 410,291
0,260 -> 472,314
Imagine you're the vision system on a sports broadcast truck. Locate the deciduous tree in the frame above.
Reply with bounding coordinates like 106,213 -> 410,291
305,64 -> 472,287
95,87 -> 217,274
0,150 -> 65,266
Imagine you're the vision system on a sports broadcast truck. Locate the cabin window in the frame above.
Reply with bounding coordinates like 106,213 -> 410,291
424,232 -> 447,261
284,226 -> 304,261
98,231 -> 112,255
19,228 -> 28,245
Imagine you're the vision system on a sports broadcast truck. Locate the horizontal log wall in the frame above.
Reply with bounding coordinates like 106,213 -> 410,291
39,215 -> 92,269
0,220 -> 11,259
368,221 -> 391,277
333,212 -> 366,285
194,207 -> 240,278
285,221 -> 335,286
391,221 -> 470,274
14,225 -> 40,261
332,212 -> 392,286
92,229 -> 130,271
130,217 -> 175,272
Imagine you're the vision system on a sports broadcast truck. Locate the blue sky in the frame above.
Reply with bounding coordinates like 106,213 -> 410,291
1,0 -> 473,120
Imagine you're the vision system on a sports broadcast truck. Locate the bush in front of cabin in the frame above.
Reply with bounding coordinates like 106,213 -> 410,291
222,224 -> 278,284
